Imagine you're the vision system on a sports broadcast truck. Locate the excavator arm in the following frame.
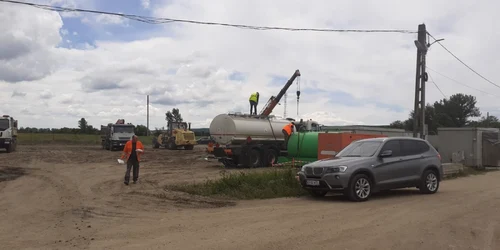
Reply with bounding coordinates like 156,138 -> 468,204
259,69 -> 301,116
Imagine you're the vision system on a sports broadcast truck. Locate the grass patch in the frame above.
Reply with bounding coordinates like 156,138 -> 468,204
17,133 -> 207,145
168,168 -> 307,200
16,133 -> 153,145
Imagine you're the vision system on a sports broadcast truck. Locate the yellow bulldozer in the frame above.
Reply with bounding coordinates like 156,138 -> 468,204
152,121 -> 197,150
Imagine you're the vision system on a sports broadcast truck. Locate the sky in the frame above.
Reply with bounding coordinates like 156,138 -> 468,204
1,0 -> 499,129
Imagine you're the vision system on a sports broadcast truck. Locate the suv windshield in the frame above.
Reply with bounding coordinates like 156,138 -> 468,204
113,126 -> 134,133
336,141 -> 382,157
0,119 -> 9,131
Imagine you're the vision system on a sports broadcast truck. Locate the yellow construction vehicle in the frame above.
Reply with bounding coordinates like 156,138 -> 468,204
152,121 -> 197,150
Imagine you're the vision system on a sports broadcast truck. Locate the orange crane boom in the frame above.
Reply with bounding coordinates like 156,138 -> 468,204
259,69 -> 301,116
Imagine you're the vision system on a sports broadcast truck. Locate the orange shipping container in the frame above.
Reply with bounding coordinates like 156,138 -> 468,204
317,133 -> 387,160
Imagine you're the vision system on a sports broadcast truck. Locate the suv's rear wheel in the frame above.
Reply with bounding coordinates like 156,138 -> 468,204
419,170 -> 439,194
346,174 -> 372,202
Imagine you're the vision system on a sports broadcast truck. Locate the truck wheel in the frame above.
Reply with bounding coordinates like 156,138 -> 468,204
264,148 -> 279,167
248,148 -> 262,168
5,144 -> 12,153
167,141 -> 176,150
184,145 -> 194,150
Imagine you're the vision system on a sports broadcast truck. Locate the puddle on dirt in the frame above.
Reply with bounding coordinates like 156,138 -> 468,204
0,167 -> 26,182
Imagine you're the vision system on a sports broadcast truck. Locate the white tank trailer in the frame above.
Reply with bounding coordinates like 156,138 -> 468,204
209,113 -> 320,168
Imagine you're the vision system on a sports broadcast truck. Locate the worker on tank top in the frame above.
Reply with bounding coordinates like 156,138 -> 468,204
282,122 -> 294,149
249,92 -> 259,115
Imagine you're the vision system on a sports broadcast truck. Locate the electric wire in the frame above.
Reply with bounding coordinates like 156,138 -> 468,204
427,32 -> 500,89
427,72 -> 447,99
0,0 -> 417,33
427,69 -> 499,115
426,67 -> 500,98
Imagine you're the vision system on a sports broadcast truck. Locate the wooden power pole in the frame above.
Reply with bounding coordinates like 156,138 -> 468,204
413,24 -> 428,139
147,95 -> 150,136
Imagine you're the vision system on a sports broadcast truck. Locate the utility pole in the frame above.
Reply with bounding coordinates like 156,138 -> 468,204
413,24 -> 428,139
147,95 -> 150,136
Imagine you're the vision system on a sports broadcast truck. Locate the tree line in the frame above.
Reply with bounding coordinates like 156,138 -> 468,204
18,109 -> 211,137
388,93 -> 498,134
19,118 -> 151,136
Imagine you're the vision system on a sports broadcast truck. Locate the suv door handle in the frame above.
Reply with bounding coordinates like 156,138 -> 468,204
399,158 -> 403,161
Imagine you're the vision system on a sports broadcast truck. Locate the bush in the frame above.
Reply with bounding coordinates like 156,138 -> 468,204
168,168 -> 307,200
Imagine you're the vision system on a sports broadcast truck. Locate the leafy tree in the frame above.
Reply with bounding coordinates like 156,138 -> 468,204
433,93 -> 481,127
78,118 -> 88,133
469,115 -> 500,128
389,93 -> 481,133
134,125 -> 149,136
166,108 -> 183,123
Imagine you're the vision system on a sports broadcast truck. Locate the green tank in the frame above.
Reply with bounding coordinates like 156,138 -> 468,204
287,132 -> 320,159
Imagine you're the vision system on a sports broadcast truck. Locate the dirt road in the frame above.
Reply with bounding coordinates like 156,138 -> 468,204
1,145 -> 499,250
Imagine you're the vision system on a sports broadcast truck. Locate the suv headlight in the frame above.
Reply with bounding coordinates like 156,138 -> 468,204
325,166 -> 348,173
300,165 -> 308,172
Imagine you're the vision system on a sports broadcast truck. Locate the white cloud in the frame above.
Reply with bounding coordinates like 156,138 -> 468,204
94,14 -> 127,25
141,0 -> 150,9
0,0 -> 499,130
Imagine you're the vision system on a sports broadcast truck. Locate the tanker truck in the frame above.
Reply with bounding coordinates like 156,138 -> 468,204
209,113 -> 320,168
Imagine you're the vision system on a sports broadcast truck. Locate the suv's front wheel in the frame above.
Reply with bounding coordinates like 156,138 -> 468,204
346,174 -> 372,202
419,169 -> 439,194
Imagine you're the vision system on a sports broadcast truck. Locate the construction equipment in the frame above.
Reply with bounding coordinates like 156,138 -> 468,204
152,121 -> 197,150
101,119 -> 135,151
259,69 -> 301,116
0,115 -> 18,153
209,113 -> 320,168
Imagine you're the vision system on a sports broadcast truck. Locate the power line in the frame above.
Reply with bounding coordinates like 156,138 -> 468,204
427,71 -> 499,115
426,67 -> 500,98
427,72 -> 447,99
0,0 -> 417,33
427,32 -> 500,89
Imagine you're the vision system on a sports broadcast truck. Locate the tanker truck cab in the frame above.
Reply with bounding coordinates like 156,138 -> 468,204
0,115 -> 18,153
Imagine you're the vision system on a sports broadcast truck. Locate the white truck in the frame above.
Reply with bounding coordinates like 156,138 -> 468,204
100,119 -> 135,151
0,115 -> 18,153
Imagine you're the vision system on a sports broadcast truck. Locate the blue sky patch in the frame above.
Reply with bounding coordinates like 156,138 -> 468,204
229,71 -> 246,81
322,90 -> 405,113
56,0 -> 174,48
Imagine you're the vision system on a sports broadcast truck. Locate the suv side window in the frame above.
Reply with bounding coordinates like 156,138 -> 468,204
380,140 -> 402,157
401,140 -> 431,156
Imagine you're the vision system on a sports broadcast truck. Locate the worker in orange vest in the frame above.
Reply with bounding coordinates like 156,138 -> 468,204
121,135 -> 145,185
282,122 -> 294,149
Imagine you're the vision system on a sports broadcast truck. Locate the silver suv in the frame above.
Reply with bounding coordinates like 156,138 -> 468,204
297,137 -> 443,202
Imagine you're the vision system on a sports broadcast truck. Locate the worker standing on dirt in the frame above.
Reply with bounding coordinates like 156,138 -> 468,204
282,122 -> 294,149
249,92 -> 259,115
121,135 -> 145,185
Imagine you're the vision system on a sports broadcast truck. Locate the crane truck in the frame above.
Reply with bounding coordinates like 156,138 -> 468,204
208,69 -> 321,168
101,119 -> 135,151
0,115 -> 18,153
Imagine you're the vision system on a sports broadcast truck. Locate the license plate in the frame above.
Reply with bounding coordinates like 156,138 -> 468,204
306,180 -> 320,186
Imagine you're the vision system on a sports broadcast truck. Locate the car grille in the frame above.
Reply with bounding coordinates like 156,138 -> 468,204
305,167 -> 324,176
119,137 -> 131,140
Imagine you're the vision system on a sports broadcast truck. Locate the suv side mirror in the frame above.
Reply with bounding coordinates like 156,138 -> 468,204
379,150 -> 392,157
